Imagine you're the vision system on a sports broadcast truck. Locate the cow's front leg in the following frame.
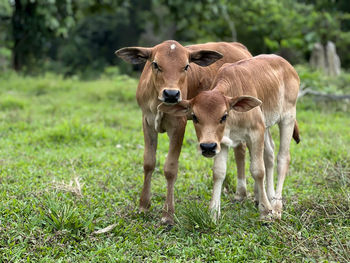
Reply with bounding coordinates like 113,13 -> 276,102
210,145 -> 229,221
139,115 -> 158,212
161,117 -> 186,225
264,129 -> 276,202
248,135 -> 273,220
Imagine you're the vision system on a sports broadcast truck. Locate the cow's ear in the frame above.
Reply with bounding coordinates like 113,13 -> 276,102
157,100 -> 191,116
115,47 -> 152,64
227,95 -> 262,112
190,50 -> 223,67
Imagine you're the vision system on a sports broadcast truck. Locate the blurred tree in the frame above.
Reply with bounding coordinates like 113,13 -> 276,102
3,0 -> 350,75
10,0 -> 75,71
299,0 -> 350,67
0,0 -> 12,70
215,0 -> 313,63
152,0 -> 350,66
56,0 -> 151,76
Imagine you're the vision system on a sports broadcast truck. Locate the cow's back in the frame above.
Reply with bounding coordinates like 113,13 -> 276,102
215,55 -> 300,127
185,42 -> 252,99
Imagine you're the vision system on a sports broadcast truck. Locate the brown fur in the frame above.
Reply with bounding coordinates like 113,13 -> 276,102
213,55 -> 299,117
116,40 -> 252,224
159,54 -> 300,220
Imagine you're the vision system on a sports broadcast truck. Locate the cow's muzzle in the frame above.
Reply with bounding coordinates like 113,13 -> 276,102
162,89 -> 180,104
200,143 -> 217,158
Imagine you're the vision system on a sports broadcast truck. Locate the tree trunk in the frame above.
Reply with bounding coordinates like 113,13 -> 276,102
309,41 -> 341,76
221,6 -> 237,42
310,43 -> 326,72
11,0 -> 36,71
12,0 -> 22,71
326,41 -> 341,76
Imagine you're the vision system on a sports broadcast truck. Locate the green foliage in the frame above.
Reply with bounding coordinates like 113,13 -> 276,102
10,0 -> 76,71
0,95 -> 26,110
3,0 -> 350,75
0,1 -> 12,70
297,65 -> 350,94
152,0 -> 350,64
0,47 -> 11,70
5,0 -> 151,75
0,72 -> 349,261
56,11 -> 133,77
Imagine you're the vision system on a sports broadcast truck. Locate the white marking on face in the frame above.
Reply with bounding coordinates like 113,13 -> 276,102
221,136 -> 234,147
170,44 -> 176,50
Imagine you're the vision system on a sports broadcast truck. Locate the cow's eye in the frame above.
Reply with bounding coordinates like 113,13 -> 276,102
184,64 -> 190,71
152,61 -> 160,71
192,113 -> 199,124
220,113 -> 228,123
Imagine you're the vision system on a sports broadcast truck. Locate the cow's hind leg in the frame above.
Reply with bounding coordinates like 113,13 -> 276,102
254,129 -> 275,206
272,116 -> 295,219
161,117 -> 186,225
139,116 -> 158,212
233,143 -> 247,202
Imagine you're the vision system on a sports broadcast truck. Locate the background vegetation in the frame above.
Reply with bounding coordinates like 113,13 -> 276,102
1,0 -> 350,76
0,0 -> 350,261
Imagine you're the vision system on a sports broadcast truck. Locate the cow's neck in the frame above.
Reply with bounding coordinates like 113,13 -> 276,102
136,78 -> 160,115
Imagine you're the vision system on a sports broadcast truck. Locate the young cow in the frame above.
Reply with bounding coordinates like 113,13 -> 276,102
116,40 -> 252,224
159,55 -> 300,220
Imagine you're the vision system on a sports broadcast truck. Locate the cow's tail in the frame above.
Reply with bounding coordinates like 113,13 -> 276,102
293,120 -> 300,144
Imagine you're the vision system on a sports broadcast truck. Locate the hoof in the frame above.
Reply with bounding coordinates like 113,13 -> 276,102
260,211 -> 274,222
261,220 -> 273,227
272,210 -> 282,220
139,207 -> 148,213
161,216 -> 174,226
139,204 -> 150,213
233,194 -> 247,202
271,197 -> 283,220
139,199 -> 151,212
254,200 -> 259,207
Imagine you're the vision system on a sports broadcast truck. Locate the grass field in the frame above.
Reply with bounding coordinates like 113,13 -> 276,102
0,72 -> 349,262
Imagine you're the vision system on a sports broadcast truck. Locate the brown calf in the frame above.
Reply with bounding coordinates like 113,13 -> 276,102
116,40 -> 252,224
159,54 -> 300,220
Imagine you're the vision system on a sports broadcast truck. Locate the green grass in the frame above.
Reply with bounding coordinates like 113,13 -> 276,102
0,72 -> 349,262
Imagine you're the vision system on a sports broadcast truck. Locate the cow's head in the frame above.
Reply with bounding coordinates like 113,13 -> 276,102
158,90 -> 261,157
115,40 -> 223,104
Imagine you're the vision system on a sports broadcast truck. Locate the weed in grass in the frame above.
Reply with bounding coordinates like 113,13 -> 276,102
39,198 -> 83,234
175,201 -> 218,233
51,177 -> 83,197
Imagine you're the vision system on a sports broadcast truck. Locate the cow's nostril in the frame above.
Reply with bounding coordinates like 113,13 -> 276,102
163,89 -> 180,103
200,143 -> 217,152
